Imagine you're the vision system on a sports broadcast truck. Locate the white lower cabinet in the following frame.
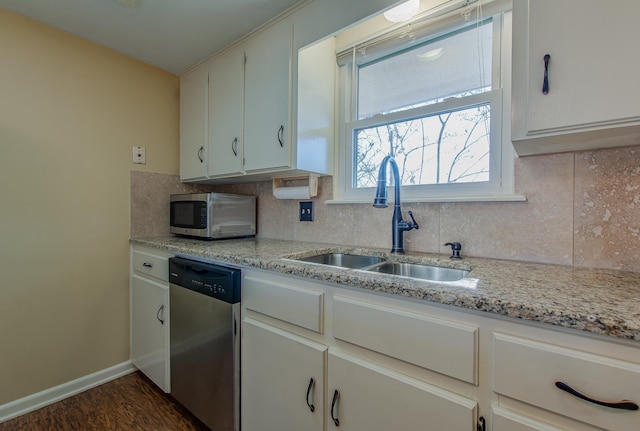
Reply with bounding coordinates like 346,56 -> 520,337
241,318 -> 326,431
130,245 -> 171,393
327,349 -> 477,430
239,267 -> 640,431
129,246 -> 640,431
241,269 -> 483,431
493,332 -> 640,431
130,274 -> 169,392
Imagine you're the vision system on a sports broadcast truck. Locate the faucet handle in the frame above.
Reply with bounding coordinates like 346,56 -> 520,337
444,242 -> 462,259
407,210 -> 419,230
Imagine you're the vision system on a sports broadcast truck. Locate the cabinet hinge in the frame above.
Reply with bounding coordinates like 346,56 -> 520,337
477,416 -> 486,431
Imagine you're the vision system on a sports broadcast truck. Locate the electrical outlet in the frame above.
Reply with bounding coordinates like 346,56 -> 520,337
299,201 -> 313,222
133,146 -> 146,164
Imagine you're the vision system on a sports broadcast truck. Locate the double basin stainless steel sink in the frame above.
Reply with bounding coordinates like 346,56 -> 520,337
293,253 -> 469,282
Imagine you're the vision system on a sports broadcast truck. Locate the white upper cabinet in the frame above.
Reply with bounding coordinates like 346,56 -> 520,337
243,17 -> 293,173
179,66 -> 208,181
512,0 -> 640,156
208,46 -> 245,178
295,36 -> 336,175
179,0 -> 406,182
179,13 -> 335,182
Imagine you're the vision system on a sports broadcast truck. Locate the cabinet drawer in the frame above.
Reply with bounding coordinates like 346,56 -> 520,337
243,274 -> 324,333
132,250 -> 169,282
494,333 -> 640,431
333,296 -> 478,384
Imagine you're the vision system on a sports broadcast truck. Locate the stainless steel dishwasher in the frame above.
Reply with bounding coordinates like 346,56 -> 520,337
169,256 -> 241,431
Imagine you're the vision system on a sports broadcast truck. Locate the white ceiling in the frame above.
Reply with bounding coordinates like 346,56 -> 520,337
0,0 -> 304,75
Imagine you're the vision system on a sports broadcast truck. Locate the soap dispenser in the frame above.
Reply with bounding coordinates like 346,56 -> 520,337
444,242 -> 463,259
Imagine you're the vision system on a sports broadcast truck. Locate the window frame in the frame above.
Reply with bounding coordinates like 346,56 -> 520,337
333,2 -> 520,204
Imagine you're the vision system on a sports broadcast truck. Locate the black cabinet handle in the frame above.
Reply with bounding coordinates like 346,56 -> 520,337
330,389 -> 340,426
232,138 -> 238,157
197,146 -> 204,163
156,305 -> 165,325
142,262 -> 153,268
542,54 -> 550,95
305,378 -> 315,412
555,381 -> 638,411
277,125 -> 284,147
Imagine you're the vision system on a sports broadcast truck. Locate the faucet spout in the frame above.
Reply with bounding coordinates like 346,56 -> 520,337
373,155 -> 419,254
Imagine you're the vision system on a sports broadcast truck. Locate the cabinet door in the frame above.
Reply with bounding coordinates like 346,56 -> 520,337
243,18 -> 292,172
327,350 -> 477,431
512,0 -> 640,154
296,36 -> 336,175
242,318 -> 325,431
492,407 -> 569,431
131,274 -> 169,392
208,47 -> 245,177
179,65 -> 208,181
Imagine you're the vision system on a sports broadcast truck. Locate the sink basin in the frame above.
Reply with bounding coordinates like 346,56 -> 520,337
294,253 -> 385,269
367,262 -> 469,282
293,253 -> 469,282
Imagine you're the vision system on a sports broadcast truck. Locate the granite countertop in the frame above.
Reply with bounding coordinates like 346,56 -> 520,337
131,236 -> 640,342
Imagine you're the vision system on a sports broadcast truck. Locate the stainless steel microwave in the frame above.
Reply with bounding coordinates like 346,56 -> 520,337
170,193 -> 256,240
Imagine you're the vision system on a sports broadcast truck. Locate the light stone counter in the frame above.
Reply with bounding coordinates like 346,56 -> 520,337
131,236 -> 640,342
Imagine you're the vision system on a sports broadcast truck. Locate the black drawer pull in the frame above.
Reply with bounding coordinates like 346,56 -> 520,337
232,137 -> 238,157
156,305 -> 165,324
542,54 -> 550,94
330,389 -> 340,426
277,125 -> 284,147
305,377 -> 315,412
142,262 -> 153,268
555,381 -> 638,411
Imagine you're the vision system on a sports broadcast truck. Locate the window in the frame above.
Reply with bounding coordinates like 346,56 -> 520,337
335,1 -> 516,202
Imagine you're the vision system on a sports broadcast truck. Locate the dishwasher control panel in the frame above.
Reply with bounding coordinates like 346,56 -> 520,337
169,257 -> 241,304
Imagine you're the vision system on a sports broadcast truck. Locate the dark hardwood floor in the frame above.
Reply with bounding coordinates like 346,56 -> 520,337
0,371 -> 210,431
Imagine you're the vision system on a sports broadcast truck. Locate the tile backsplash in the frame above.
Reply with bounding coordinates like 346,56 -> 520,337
130,171 -> 214,238
574,147 -> 640,270
131,145 -> 640,272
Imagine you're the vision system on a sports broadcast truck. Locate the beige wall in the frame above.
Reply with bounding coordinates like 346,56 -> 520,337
0,9 -> 179,405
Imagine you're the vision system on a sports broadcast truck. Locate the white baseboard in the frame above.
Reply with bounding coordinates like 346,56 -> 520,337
0,361 -> 136,424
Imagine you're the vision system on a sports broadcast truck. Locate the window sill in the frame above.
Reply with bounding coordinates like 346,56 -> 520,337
325,194 -> 527,204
